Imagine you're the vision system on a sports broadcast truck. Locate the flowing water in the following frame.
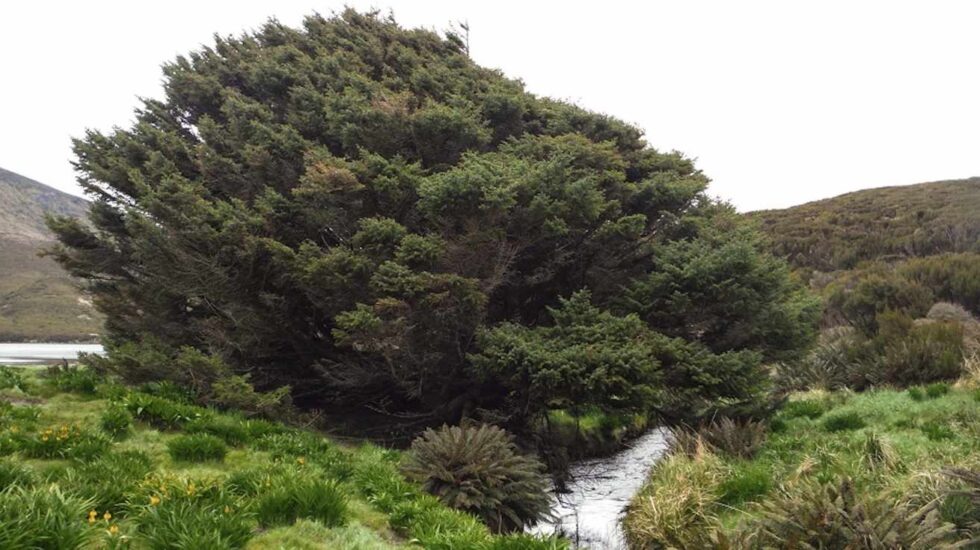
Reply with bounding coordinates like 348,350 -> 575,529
0,343 -> 103,364
533,428 -> 669,549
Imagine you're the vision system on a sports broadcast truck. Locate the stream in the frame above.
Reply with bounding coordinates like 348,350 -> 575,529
532,428 -> 669,549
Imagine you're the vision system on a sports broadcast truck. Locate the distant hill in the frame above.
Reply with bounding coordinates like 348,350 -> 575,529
750,178 -> 980,271
0,167 -> 100,341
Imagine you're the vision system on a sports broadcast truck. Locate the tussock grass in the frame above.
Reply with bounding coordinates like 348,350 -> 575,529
626,386 -> 980,547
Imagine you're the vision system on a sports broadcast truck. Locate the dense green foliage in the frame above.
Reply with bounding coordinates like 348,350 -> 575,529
402,424 -> 551,533
48,10 -> 814,428
0,365 -> 565,548
751,179 -> 980,271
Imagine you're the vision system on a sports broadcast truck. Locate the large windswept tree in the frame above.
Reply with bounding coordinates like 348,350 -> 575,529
49,10 -> 818,425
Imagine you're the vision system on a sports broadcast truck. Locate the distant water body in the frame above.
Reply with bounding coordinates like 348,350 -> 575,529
0,343 -> 103,364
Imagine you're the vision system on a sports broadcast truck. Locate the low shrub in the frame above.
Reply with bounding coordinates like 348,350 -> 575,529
388,494 -> 491,548
776,326 -> 866,391
943,469 -> 980,534
21,424 -> 111,460
402,424 -> 552,533
927,302 -> 976,324
100,404 -> 133,439
699,418 -> 768,460
822,411 -> 866,432
128,478 -> 252,549
352,451 -> 421,513
780,399 -> 827,420
137,380 -> 195,404
925,382 -> 951,398
255,432 -> 350,479
880,322 -> 965,386
166,434 -> 227,463
908,387 -> 927,402
125,393 -> 204,429
741,478 -> 958,547
184,415 -> 251,446
62,450 -> 154,514
210,374 -> 293,418
623,453 -> 725,548
256,477 -> 348,528
0,459 -> 35,490
45,364 -> 100,394
718,461 -> 772,505
0,367 -> 27,392
861,432 -> 896,471
0,485 -> 98,549
921,421 -> 956,441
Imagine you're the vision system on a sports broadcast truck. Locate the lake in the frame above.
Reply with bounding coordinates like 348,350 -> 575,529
0,343 -> 104,364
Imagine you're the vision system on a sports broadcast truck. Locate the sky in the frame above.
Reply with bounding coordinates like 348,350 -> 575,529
2,1 -> 980,211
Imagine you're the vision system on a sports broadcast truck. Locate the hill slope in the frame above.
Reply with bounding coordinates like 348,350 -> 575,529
0,168 -> 100,341
750,178 -> 980,271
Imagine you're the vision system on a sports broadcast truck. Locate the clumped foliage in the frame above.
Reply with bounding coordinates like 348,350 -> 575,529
743,478 -> 958,548
166,433 -> 228,462
0,485 -> 98,549
822,411 -> 867,432
402,424 -> 551,533
622,452 -> 725,549
100,403 -> 133,438
669,418 -> 768,460
256,477 -> 348,528
44,364 -> 100,394
48,9 -> 814,426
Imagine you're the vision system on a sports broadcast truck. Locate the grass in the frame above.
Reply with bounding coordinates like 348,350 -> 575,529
0,365 -> 564,549
625,387 -> 980,547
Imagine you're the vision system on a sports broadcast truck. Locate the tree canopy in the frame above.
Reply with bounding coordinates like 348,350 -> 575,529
49,10 -> 817,427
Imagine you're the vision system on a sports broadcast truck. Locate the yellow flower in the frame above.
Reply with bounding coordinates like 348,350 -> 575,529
109,524 -> 119,535
224,505 -> 231,514
150,495 -> 161,506
297,457 -> 306,465
88,510 -> 97,525
103,511 -> 112,521
41,435 -> 49,442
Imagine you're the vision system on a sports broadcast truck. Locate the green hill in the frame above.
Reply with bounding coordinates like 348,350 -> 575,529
0,167 -> 100,341
750,178 -> 980,271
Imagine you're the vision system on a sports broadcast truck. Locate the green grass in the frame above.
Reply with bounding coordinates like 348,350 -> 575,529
625,386 -> 980,547
0,366 -> 563,549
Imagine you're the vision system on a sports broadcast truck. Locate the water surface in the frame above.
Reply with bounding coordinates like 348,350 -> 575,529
533,428 -> 669,549
0,343 -> 103,364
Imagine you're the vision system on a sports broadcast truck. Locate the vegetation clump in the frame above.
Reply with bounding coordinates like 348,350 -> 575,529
99,403 -> 133,439
166,433 -> 228,463
402,424 -> 552,533
256,476 -> 348,528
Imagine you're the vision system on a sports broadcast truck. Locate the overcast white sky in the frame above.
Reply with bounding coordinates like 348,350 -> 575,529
2,1 -> 979,211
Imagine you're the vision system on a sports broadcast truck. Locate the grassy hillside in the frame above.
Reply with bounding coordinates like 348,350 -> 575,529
0,168 -> 100,341
750,178 -> 980,271
0,365 -> 563,549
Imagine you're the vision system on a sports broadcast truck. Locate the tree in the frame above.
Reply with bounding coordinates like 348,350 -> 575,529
48,10 -> 815,425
